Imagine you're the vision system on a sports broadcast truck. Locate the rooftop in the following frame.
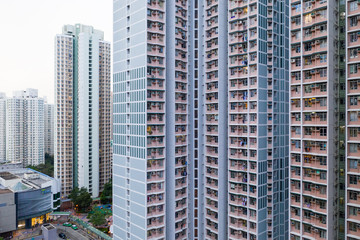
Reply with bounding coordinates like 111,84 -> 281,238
0,164 -> 55,192
0,188 -> 13,194
0,172 -> 18,180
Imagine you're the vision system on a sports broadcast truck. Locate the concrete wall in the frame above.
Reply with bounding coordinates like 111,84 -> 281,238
0,191 -> 16,233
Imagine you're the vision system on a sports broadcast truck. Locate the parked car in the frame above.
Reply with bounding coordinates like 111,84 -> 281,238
58,232 -> 66,239
62,222 -> 71,227
71,224 -> 78,230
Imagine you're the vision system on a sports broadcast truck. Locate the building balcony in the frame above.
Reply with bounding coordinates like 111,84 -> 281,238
348,101 -> 360,110
147,229 -> 165,239
348,159 -> 360,174
303,215 -> 327,230
291,8 -> 301,17
290,211 -> 301,221
348,1 -> 360,15
147,219 -> 165,229
303,69 -> 328,83
291,197 -> 301,208
147,207 -> 165,217
348,148 -> 360,158
303,173 -> 327,185
347,222 -> 360,237
348,211 -> 360,222
229,0 -> 248,10
147,117 -> 165,125
147,184 -> 165,194
291,48 -> 301,57
291,61 -> 301,71
303,87 -> 327,98
347,191 -> 360,205
349,35 -> 360,47
229,231 -> 247,240
229,209 -> 248,219
229,24 -> 247,34
303,145 -> 327,155
147,174 -> 165,183
291,185 -> 301,194
348,178 -> 360,191
148,1 -> 165,11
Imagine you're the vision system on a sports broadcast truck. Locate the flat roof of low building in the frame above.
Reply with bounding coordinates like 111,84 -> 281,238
0,172 -> 18,180
0,188 -> 13,194
0,164 -> 56,192
42,223 -> 55,230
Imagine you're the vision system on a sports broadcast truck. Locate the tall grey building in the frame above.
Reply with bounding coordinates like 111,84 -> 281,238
6,89 -> 44,166
112,0 -> 289,240
0,93 -> 6,163
44,103 -> 54,156
55,24 -> 112,198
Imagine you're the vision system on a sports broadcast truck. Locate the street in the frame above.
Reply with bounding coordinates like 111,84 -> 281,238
56,225 -> 89,240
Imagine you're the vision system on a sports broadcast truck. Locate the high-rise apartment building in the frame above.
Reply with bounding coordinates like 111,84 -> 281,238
289,0 -> 343,239
0,93 -> 6,163
44,103 -> 54,156
113,0 -> 289,240
55,24 -> 112,198
346,0 -> 360,239
5,89 -> 44,166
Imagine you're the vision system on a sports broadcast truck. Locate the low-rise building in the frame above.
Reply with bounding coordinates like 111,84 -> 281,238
0,164 -> 60,232
0,189 -> 16,234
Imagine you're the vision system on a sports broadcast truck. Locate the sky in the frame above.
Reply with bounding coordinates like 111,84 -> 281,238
0,0 -> 112,104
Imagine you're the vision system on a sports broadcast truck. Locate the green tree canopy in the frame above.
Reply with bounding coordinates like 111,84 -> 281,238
100,179 -> 112,204
26,154 -> 54,177
90,207 -> 107,226
69,187 -> 92,212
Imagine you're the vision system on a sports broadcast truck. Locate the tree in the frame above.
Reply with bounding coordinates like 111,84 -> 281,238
90,207 -> 107,226
100,179 -> 112,204
69,187 -> 92,212
26,154 -> 54,177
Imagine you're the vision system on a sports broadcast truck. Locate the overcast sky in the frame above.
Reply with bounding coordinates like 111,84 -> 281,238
0,0 -> 112,103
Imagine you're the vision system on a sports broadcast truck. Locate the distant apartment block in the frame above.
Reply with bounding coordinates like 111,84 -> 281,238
5,89 -> 44,166
55,24 -> 112,198
0,93 -> 6,163
44,103 -> 54,156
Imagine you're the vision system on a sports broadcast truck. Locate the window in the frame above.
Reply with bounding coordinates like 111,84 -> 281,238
350,159 -> 358,169
350,48 -> 358,59
350,80 -> 358,90
350,32 -> 358,43
319,142 -> 326,151
304,13 -> 312,24
350,96 -> 358,106
350,112 -> 358,122
320,84 -> 327,92
319,98 -> 327,107
350,128 -> 359,137
320,172 -> 326,180
350,16 -> 358,27
350,64 -> 358,74
319,128 -> 326,136
318,9 -> 326,18
319,68 -> 327,77
350,191 -> 358,200
349,207 -> 358,216
350,1 -> 359,12
320,54 -> 327,63
350,175 -> 358,184
304,1 -> 312,10
319,39 -> 327,48
350,143 -> 358,153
